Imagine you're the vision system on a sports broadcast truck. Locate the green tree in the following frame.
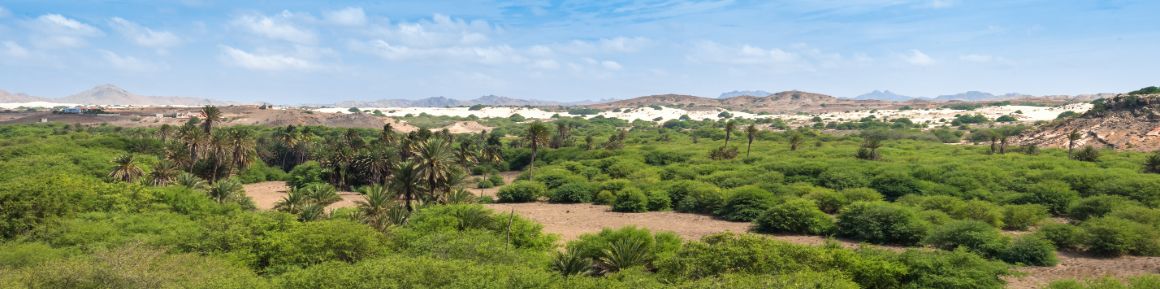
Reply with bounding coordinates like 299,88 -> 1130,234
148,161 -> 179,186
524,121 -> 551,178
416,138 -> 457,203
724,120 -> 736,147
108,154 -> 144,183
744,124 -> 757,158
207,178 -> 244,204
200,105 -> 222,134
1067,130 -> 1081,159
392,160 -> 423,212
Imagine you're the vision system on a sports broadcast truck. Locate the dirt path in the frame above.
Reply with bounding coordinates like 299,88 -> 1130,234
1005,252 -> 1160,289
465,171 -> 521,199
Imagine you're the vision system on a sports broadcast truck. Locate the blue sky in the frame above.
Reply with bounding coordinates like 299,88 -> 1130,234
0,0 -> 1157,103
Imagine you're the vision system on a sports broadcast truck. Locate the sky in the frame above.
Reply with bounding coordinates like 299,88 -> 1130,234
0,0 -> 1157,103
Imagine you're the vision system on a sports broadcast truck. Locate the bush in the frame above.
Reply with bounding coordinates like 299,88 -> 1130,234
805,189 -> 846,214
836,202 -> 929,246
594,190 -> 615,205
1081,217 -> 1160,257
870,172 -> 922,200
818,169 -> 869,190
754,198 -> 834,235
1001,235 -> 1058,266
1002,204 -> 1049,230
957,200 -> 1005,228
672,182 -> 726,215
1069,195 -> 1135,221
476,179 -> 494,189
287,161 -> 323,189
1073,146 -> 1100,162
237,162 -> 289,184
715,186 -> 775,222
488,174 -> 505,186
266,220 -> 387,272
924,220 -> 1007,257
1036,223 -> 1087,251
496,181 -> 546,203
549,182 -> 596,203
1048,275 -> 1160,289
612,188 -> 649,213
1025,180 -> 1080,215
647,190 -> 671,211
566,226 -> 680,267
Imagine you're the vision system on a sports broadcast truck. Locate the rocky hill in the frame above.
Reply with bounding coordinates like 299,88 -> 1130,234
590,90 -> 896,113
0,90 -> 44,103
854,90 -> 915,101
719,90 -> 772,99
1018,94 -> 1160,151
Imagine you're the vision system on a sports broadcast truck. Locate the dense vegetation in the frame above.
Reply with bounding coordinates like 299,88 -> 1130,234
1,105 -> 1159,288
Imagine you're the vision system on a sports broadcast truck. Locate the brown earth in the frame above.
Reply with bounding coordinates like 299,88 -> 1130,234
441,121 -> 493,134
242,181 -> 363,211
465,171 -> 521,199
1018,94 -> 1160,152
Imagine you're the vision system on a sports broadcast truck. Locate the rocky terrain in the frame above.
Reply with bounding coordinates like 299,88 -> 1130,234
589,90 -> 902,113
1018,94 -> 1160,151
0,84 -> 233,106
336,94 -> 559,108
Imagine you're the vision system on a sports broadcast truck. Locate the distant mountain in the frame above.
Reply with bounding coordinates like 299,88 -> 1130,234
853,90 -> 915,101
719,90 -> 773,99
336,95 -> 558,108
0,85 -> 230,106
591,90 -> 890,113
0,90 -> 44,103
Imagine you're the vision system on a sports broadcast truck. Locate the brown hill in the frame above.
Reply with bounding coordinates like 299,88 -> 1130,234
590,90 -> 896,113
1018,94 -> 1160,151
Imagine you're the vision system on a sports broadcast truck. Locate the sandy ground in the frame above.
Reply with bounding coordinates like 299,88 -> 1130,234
465,171 -> 521,199
442,121 -> 493,134
242,181 -> 363,211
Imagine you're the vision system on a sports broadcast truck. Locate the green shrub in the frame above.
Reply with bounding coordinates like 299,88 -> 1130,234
398,205 -> 556,251
566,226 -> 680,267
924,220 -> 1007,257
287,161 -> 323,189
265,220 -> 386,272
1002,204 -> 1049,230
647,190 -> 671,211
1001,235 -> 1058,266
918,210 -> 954,225
1081,217 -> 1160,257
1036,223 -> 1087,251
497,181 -> 546,203
836,202 -> 929,245
841,187 -> 883,203
754,198 -> 834,235
612,188 -> 649,213
237,162 -> 289,184
488,174 -> 505,186
1,245 -> 269,289
1070,195 -> 1135,221
818,169 -> 869,190
869,171 -> 922,200
673,182 -> 726,215
805,189 -> 847,214
0,242 -> 67,269
476,179 -> 494,189
1025,180 -> 1080,215
594,190 -> 615,205
549,182 -> 596,203
715,186 -> 775,222
1048,275 -> 1160,289
958,200 -> 1005,228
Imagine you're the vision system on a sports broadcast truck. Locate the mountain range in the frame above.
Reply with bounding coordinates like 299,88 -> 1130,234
850,90 -> 1036,102
0,84 -> 231,106
853,90 -> 915,101
719,90 -> 773,99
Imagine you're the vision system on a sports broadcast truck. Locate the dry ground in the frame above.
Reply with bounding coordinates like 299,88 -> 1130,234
242,180 -> 1160,288
465,171 -> 521,199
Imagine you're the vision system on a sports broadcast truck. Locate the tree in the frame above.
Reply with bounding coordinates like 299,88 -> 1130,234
356,184 -> 402,231
454,140 -> 478,172
857,130 -> 887,160
1145,151 -> 1160,174
148,161 -> 179,186
223,128 -> 257,177
1067,130 -> 1082,159
745,124 -> 757,158
788,132 -> 803,151
206,178 -> 244,204
416,138 -> 457,204
724,120 -> 736,147
274,187 -> 310,214
200,105 -> 222,134
392,160 -> 423,212
996,126 -> 1025,154
109,154 -> 144,183
525,121 -> 551,178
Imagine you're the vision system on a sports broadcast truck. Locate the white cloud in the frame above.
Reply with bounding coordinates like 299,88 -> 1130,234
324,7 -> 366,26
232,13 -> 316,44
220,46 -> 314,71
357,40 -> 526,65
903,49 -> 934,66
688,41 -> 799,65
109,17 -> 181,48
558,36 -> 651,54
2,41 -> 29,58
26,14 -> 103,48
100,50 -> 165,71
374,14 -> 495,48
532,59 -> 560,70
601,60 -> 622,70
959,54 -> 993,63
0,6 -> 10,18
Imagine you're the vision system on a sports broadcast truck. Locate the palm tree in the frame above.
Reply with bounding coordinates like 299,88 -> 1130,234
788,132 -> 803,151
176,172 -> 207,190
1067,130 -> 1082,159
745,124 -> 757,158
1144,150 -> 1160,174
109,154 -> 145,183
207,178 -> 244,204
416,138 -> 457,203
357,147 -> 395,185
158,124 -> 173,143
525,122 -> 551,178
224,128 -> 257,177
303,183 -> 341,206
392,160 -> 423,212
723,120 -> 736,147
274,187 -> 310,214
454,140 -> 478,172
356,184 -> 398,231
200,105 -> 222,134
206,130 -> 229,183
148,161 -> 179,186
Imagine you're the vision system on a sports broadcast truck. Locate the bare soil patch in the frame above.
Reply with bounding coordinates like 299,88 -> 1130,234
465,171 -> 521,199
1005,252 -> 1160,289
242,181 -> 364,211
441,121 -> 493,134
